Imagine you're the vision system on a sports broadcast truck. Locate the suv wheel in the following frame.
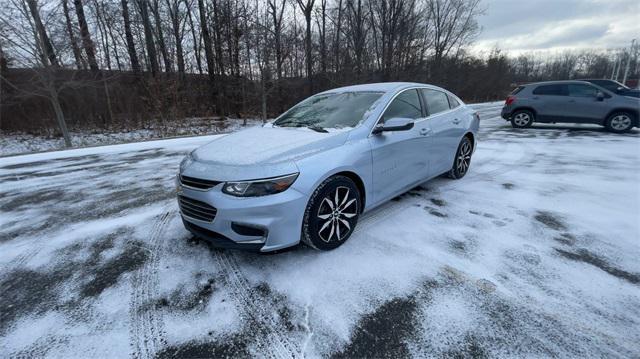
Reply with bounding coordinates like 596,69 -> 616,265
510,110 -> 534,128
302,176 -> 360,250
605,112 -> 634,133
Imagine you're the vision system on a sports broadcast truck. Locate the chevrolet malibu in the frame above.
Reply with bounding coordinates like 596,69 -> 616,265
177,82 -> 479,252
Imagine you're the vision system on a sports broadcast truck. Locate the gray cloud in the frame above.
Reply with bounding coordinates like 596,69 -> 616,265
474,0 -> 640,54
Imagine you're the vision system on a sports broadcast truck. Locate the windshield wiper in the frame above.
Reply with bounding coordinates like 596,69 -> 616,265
307,125 -> 328,133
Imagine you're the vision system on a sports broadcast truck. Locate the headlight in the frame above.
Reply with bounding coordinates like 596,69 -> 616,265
222,173 -> 299,197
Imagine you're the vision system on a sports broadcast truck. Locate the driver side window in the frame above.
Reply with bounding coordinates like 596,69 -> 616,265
381,89 -> 422,123
568,84 -> 599,98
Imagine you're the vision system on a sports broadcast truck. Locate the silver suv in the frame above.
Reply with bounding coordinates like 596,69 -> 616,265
501,80 -> 640,133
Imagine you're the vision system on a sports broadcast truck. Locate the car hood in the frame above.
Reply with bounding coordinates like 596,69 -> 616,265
182,126 -> 350,181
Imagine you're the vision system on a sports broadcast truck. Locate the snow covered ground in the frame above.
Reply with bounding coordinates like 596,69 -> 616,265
0,117 -> 264,157
1,102 -> 639,358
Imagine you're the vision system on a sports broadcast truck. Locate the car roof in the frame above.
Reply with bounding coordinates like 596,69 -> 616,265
525,80 -> 596,87
317,82 -> 443,95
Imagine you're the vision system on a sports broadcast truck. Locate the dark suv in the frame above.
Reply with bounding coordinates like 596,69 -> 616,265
501,80 -> 640,132
580,79 -> 640,98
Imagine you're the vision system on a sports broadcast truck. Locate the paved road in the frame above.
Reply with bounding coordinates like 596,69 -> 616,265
1,104 -> 639,357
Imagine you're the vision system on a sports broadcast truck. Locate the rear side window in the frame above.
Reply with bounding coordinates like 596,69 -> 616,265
510,86 -> 525,95
382,89 -> 422,122
421,89 -> 450,115
448,94 -> 461,108
532,84 -> 567,96
567,84 -> 599,97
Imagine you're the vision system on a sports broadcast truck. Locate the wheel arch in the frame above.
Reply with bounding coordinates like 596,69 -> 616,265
512,106 -> 537,119
329,171 -> 366,213
463,132 -> 476,152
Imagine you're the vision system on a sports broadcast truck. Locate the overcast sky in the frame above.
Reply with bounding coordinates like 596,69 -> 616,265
472,0 -> 640,55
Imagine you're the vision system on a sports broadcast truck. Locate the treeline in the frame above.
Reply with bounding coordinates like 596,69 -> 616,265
0,0 -> 635,146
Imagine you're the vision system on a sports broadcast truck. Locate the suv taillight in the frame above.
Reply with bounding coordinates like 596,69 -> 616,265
505,96 -> 516,105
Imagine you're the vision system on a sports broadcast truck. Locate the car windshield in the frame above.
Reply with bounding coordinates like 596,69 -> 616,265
274,91 -> 383,130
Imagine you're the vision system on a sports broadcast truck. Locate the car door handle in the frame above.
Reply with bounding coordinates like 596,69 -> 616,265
420,128 -> 432,136
452,118 -> 461,125
568,99 -> 576,103
532,96 -> 540,100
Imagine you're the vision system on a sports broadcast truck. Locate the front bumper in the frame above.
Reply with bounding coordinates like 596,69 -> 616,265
177,178 -> 308,252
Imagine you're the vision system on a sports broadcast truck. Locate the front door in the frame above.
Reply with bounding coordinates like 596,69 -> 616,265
369,89 -> 428,204
565,83 -> 610,122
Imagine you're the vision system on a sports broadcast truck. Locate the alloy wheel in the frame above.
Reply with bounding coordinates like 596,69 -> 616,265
456,140 -> 472,176
610,114 -> 632,131
513,112 -> 531,126
316,186 -> 358,243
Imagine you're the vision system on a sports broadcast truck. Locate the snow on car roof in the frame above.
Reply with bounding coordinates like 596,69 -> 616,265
317,82 -> 440,95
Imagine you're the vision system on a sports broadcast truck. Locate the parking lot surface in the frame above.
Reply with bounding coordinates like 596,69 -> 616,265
1,103 -> 639,357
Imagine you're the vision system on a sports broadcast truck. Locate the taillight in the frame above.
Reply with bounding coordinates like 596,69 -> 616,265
505,96 -> 516,105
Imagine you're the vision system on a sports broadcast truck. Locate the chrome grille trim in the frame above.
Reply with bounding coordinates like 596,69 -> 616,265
178,195 -> 217,222
179,175 -> 221,191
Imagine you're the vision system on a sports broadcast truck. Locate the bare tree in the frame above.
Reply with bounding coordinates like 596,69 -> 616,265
121,0 -> 140,72
73,0 -> 99,71
296,0 -> 315,93
62,0 -> 85,69
428,0 -> 482,66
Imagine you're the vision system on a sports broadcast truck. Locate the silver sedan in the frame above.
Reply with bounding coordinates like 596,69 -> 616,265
177,82 -> 479,252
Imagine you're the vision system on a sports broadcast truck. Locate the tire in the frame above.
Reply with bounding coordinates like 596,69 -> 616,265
447,136 -> 473,179
604,111 -> 635,133
302,175 -> 361,250
510,110 -> 534,128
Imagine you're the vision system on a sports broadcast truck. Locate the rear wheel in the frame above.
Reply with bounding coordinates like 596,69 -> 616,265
302,176 -> 360,250
510,110 -> 534,128
448,136 -> 473,179
605,112 -> 634,133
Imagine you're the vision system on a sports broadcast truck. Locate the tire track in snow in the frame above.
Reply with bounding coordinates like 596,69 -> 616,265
129,209 -> 173,359
213,250 -> 303,358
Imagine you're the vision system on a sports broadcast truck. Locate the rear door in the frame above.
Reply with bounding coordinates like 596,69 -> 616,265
531,84 -> 568,121
565,83 -> 610,122
419,88 -> 459,176
369,89 -> 428,203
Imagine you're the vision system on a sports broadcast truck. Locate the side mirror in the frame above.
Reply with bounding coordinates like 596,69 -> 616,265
372,117 -> 415,134
596,91 -> 604,101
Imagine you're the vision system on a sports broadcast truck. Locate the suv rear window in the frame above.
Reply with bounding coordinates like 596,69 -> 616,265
532,84 -> 567,96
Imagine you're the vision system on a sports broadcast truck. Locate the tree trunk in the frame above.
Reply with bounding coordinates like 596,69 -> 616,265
186,3 -> 202,74
49,88 -> 72,147
305,12 -> 313,92
26,0 -> 58,67
296,0 -> 315,94
198,0 -> 216,99
167,0 -> 185,74
62,0 -> 85,69
138,0 -> 159,75
73,0 -> 99,71
121,0 -> 140,72
334,0 -> 342,74
151,0 -> 172,72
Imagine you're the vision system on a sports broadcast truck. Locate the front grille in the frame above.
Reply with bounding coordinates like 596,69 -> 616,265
178,195 -> 217,222
179,175 -> 221,190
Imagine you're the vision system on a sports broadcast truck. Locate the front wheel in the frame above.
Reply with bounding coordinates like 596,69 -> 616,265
302,176 -> 361,250
448,137 -> 473,179
605,112 -> 634,133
